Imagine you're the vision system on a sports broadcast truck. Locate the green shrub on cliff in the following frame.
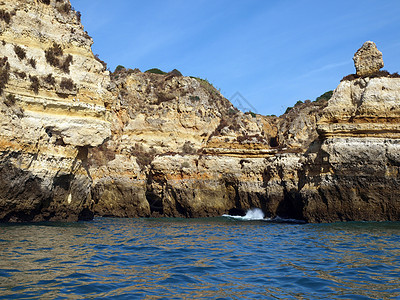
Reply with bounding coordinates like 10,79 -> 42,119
60,78 -> 75,91
45,43 -> 73,73
15,71 -> 26,79
114,65 -> 125,73
145,68 -> 167,75
0,57 -> 10,94
168,69 -> 182,77
315,90 -> 333,102
61,55 -> 73,73
76,11 -> 81,22
340,70 -> 400,82
94,54 -> 107,71
295,100 -> 303,106
190,77 -> 220,97
4,94 -> 16,106
43,74 -> 56,86
284,106 -> 293,114
0,9 -> 11,24
14,45 -> 26,60
189,95 -> 200,102
57,3 -> 72,14
29,75 -> 39,94
28,58 -> 36,69
245,111 -> 257,118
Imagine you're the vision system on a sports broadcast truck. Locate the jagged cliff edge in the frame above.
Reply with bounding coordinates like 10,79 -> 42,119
0,1 -> 399,222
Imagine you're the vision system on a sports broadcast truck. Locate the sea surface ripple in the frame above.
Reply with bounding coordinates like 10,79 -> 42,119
1,217 -> 400,299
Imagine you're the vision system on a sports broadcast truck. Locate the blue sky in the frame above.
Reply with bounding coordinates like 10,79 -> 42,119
71,0 -> 400,116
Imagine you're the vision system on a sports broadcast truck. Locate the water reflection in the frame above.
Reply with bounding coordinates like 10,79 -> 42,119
0,219 -> 399,299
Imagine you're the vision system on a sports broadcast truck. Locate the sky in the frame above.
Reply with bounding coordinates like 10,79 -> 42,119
70,0 -> 400,116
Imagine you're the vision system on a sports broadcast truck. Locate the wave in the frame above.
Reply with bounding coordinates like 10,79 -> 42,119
222,208 -> 305,224
223,208 -> 265,220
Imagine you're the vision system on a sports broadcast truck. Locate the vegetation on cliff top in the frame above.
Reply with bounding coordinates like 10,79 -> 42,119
190,76 -> 221,98
111,61 -> 335,119
94,54 -> 107,71
145,68 -> 167,75
315,90 -> 333,102
284,90 -> 332,115
341,70 -> 400,82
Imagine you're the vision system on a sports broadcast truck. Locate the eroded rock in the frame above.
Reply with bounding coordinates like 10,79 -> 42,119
1,3 -> 400,223
0,0 -> 111,222
353,41 -> 384,76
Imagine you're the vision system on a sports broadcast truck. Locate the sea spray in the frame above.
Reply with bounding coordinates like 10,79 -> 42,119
243,208 -> 265,220
223,208 -> 266,220
222,209 -> 306,223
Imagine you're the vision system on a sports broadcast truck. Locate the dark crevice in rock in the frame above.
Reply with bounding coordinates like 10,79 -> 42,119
145,172 -> 164,216
228,208 -> 245,216
53,174 -> 74,191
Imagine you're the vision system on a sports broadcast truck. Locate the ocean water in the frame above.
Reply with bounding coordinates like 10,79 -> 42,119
0,213 -> 400,299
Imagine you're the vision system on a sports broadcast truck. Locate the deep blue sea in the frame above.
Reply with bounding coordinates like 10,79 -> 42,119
1,214 -> 400,299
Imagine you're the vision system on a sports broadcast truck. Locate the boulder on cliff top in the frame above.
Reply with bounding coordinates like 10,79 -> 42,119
353,41 -> 384,76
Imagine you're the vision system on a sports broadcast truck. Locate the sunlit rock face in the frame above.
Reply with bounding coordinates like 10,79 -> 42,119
88,67 -> 328,220
90,43 -> 400,222
301,61 -> 400,222
0,0 -> 111,222
353,41 -> 384,77
1,1 -> 399,225
88,69 -> 284,218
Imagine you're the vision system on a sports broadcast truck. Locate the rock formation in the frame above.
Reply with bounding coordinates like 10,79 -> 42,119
353,41 -> 384,76
88,69 -> 283,218
0,0 -> 399,222
86,41 -> 400,222
0,0 -> 111,222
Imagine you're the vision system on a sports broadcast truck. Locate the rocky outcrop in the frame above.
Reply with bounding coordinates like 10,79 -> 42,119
88,69 -> 282,218
353,41 -> 384,76
318,77 -> 400,134
0,0 -> 111,222
299,137 -> 400,222
87,41 -> 400,222
87,68 -> 327,219
300,57 -> 400,221
0,1 -> 399,222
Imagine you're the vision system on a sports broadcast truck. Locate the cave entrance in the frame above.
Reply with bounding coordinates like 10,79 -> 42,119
269,137 -> 279,147
146,192 -> 164,215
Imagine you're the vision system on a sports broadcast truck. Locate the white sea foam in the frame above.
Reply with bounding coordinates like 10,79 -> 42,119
222,208 -> 306,223
222,208 -> 267,221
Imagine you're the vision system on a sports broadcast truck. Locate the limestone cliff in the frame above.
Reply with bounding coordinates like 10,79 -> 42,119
0,0 -> 111,221
88,41 -> 400,222
302,72 -> 400,222
88,69 -> 280,217
1,2 -> 399,223
88,68 -> 326,219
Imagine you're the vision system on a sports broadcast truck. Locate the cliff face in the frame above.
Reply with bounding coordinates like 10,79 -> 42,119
1,2 -> 399,223
89,69 -> 326,219
301,76 -> 400,222
0,0 -> 111,222
88,53 -> 400,222
88,70 -> 282,217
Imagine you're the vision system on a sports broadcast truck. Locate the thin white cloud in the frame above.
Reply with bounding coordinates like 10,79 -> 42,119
296,61 -> 351,80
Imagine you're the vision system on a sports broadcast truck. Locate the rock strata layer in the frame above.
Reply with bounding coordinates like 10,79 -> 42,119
0,1 -> 399,222
0,0 -> 111,222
